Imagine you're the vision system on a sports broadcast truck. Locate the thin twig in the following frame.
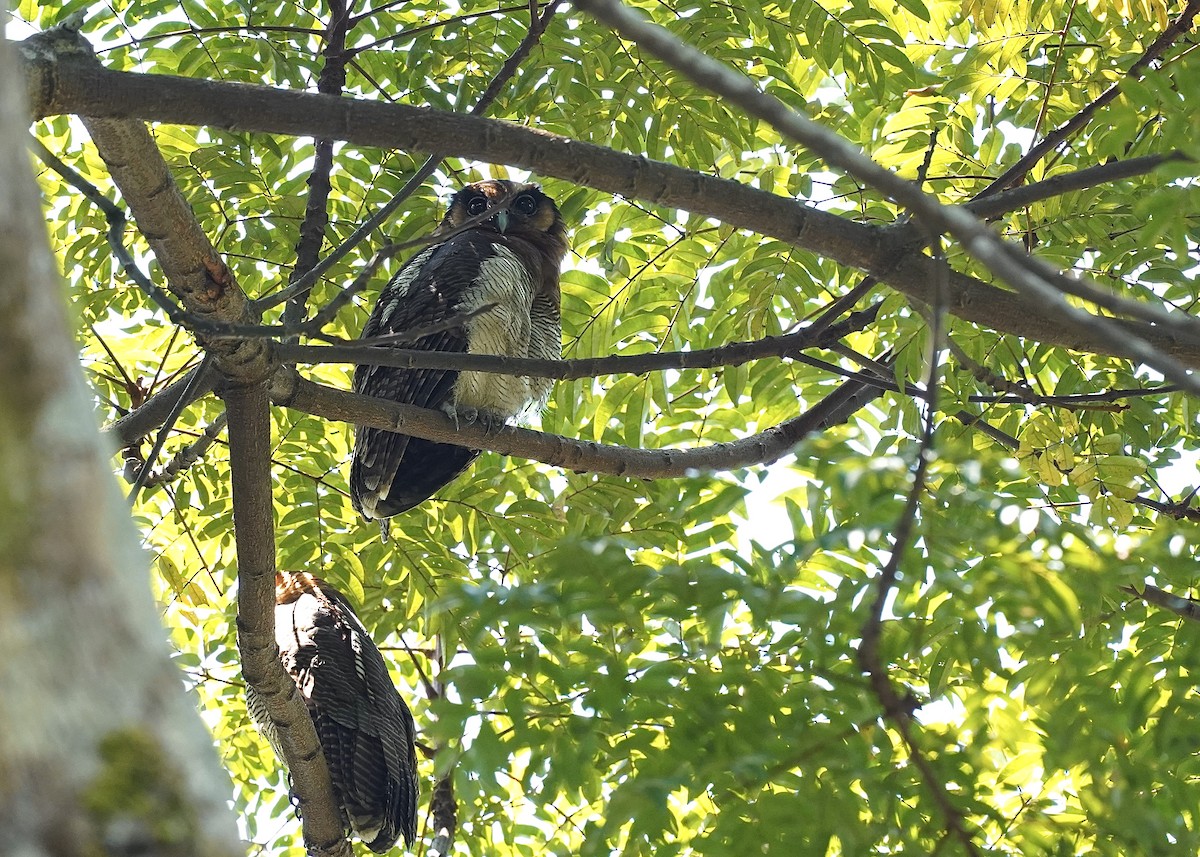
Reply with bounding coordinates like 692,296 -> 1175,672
853,237 -> 982,853
256,0 -> 564,319
916,128 -> 939,189
349,3 -> 541,51
281,0 -> 354,338
31,139 -> 216,344
427,634 -> 457,857
105,24 -> 324,53
274,305 -> 879,378
965,152 -> 1189,219
951,410 -> 1200,521
137,411 -> 228,488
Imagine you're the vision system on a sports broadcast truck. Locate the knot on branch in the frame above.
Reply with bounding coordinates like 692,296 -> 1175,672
268,367 -> 303,409
207,337 -> 278,388
200,256 -> 238,302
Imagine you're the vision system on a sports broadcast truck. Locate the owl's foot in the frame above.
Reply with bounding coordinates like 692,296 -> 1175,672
441,402 -> 507,432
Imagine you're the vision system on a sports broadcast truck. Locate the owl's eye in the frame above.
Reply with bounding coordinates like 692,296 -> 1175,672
466,195 -> 489,216
513,193 -> 539,216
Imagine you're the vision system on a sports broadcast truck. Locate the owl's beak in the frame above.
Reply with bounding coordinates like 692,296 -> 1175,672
493,210 -> 510,233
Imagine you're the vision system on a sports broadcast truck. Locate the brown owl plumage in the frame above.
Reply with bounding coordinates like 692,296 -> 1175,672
350,180 -> 567,526
245,571 -> 419,853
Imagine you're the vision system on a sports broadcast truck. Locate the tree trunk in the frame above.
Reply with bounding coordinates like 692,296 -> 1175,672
0,27 -> 242,857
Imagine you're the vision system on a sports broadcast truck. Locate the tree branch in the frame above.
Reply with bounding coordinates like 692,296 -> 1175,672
282,0 -> 352,336
107,364 -> 218,446
19,26 -> 1200,373
26,20 -> 1200,469
977,0 -> 1200,196
131,411 -> 228,488
274,364 -> 885,478
127,354 -> 214,502
572,0 -> 1200,394
22,22 -> 272,385
853,251 -> 982,854
257,0 -> 562,318
1120,583 -> 1200,623
226,381 -> 350,857
964,152 -> 1191,220
427,633 -> 457,857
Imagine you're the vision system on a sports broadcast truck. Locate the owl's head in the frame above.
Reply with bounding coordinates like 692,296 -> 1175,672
441,179 -> 567,256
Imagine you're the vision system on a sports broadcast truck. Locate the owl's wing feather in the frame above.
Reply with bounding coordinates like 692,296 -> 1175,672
247,575 -> 420,852
288,582 -> 419,850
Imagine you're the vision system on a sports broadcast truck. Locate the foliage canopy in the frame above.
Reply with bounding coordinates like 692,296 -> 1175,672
16,0 -> 1200,853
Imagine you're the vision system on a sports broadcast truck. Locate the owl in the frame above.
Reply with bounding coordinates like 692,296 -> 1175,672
245,571 -> 419,853
350,179 -> 568,527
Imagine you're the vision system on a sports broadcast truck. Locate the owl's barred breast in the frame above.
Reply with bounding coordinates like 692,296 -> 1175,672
450,245 -> 557,418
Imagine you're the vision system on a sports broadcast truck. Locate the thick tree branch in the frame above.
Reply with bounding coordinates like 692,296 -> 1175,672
77,106 -> 271,384
107,365 -> 217,446
19,28 -> 1200,375
226,381 -> 350,857
427,772 -> 457,857
25,17 -> 1200,477
274,368 -> 885,478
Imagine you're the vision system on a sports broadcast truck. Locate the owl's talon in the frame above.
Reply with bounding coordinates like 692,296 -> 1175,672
477,410 -> 506,432
441,402 -> 477,428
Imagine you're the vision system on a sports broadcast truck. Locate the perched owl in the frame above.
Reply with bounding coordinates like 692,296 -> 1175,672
350,179 -> 568,526
245,571 -> 419,853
